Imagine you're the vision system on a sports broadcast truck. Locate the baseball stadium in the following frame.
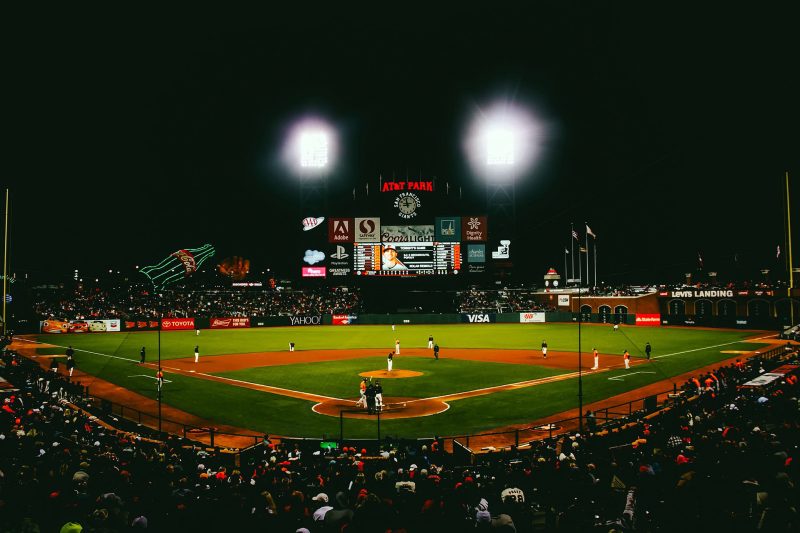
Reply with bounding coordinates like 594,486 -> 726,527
3,9 -> 800,532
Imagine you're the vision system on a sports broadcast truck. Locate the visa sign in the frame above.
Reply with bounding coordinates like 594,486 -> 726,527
462,313 -> 495,323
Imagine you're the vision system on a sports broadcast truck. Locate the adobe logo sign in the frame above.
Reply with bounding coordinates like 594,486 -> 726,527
302,266 -> 327,278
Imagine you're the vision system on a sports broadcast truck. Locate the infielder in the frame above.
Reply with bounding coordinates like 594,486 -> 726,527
194,345 -> 200,363
591,347 -> 599,370
541,340 -> 548,359
427,335 -> 434,349
387,351 -> 393,372
623,349 -> 631,369
395,339 -> 400,355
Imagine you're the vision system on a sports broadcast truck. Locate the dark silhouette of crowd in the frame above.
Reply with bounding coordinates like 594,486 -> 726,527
2,341 -> 797,532
32,285 -> 362,321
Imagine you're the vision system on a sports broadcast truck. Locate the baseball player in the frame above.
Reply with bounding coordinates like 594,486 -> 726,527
591,347 -> 599,370
356,378 -> 367,408
387,351 -> 393,372
427,335 -> 434,349
374,380 -> 383,412
541,340 -> 548,359
194,345 -> 200,364
395,339 -> 400,355
623,349 -> 630,369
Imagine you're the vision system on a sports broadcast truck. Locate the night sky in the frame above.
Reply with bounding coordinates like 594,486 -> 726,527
4,5 -> 798,285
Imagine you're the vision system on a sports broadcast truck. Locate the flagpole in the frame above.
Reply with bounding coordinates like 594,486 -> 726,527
787,171 -> 794,324
2,189 -> 8,335
570,223 -> 575,284
585,230 -> 590,288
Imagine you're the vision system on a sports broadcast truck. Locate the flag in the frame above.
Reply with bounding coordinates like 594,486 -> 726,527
776,245 -> 781,259
572,229 -> 579,240
697,252 -> 704,269
586,224 -> 596,238
140,244 -> 216,290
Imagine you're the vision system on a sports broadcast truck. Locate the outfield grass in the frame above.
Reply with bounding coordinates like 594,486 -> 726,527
26,324 -> 770,438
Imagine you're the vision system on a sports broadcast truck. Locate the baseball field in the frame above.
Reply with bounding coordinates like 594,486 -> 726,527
17,323 -> 776,441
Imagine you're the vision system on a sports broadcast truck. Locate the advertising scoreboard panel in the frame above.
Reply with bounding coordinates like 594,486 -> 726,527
354,242 -> 461,276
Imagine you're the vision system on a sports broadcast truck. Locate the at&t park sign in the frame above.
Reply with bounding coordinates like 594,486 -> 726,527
381,180 -> 433,192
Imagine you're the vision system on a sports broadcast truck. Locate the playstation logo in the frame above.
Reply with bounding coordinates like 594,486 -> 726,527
331,245 -> 349,260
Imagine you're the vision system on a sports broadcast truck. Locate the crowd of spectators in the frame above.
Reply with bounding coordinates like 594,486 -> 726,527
456,288 -> 555,314
2,339 -> 799,531
31,285 -> 362,321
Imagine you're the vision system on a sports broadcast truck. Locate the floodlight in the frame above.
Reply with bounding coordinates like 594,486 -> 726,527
283,117 -> 337,175
485,127 -> 515,166
299,131 -> 329,168
463,101 -> 546,180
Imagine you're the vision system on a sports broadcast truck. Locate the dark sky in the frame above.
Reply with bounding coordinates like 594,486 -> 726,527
4,4 -> 799,285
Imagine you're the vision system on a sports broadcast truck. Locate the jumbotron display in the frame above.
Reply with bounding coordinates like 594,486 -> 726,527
354,242 -> 461,276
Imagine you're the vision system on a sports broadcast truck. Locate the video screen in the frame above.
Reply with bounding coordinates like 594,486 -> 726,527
354,242 -> 461,276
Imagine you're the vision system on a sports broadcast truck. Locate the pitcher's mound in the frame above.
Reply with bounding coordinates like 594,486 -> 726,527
313,397 -> 448,419
359,370 -> 422,379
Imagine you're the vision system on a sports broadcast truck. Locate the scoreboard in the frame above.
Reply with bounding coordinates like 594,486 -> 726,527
354,242 -> 461,276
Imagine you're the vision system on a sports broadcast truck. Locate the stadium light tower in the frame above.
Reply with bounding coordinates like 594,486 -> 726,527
464,101 -> 545,239
284,117 -> 338,215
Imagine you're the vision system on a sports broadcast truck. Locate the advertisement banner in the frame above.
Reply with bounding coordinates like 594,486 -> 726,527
332,314 -> 358,325
434,217 -> 461,242
40,320 -> 69,333
210,317 -> 251,329
520,312 -> 546,323
461,313 -> 496,323
467,244 -> 486,263
302,266 -> 327,278
635,314 -> 661,326
329,244 -> 352,277
380,225 -> 434,242
355,217 -> 381,242
161,318 -> 196,330
328,218 -> 354,243
288,315 -> 323,326
557,295 -> 570,307
40,319 -> 120,333
124,320 -> 160,331
462,216 -> 488,242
